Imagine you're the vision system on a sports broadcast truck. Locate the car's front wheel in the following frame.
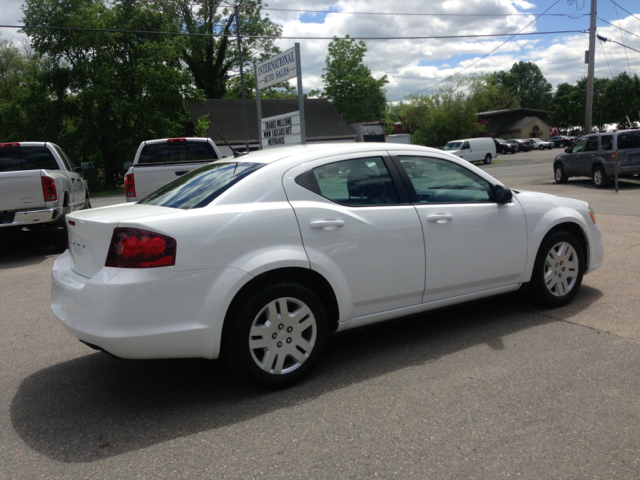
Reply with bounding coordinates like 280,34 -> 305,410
554,163 -> 568,184
559,142 -> 565,148
226,282 -> 328,388
530,231 -> 584,307
539,145 -> 544,150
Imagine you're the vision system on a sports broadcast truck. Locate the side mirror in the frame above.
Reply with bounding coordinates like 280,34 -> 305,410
564,148 -> 571,153
123,161 -> 133,171
80,161 -> 93,172
495,185 -> 513,204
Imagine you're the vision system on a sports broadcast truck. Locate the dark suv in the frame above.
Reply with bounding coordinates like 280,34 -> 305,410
553,130 -> 640,188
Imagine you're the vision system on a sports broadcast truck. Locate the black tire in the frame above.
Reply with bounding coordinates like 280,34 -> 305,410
484,154 -> 492,165
592,165 -> 609,188
225,282 -> 328,388
554,163 -> 568,184
51,196 -> 70,252
83,194 -> 92,209
530,231 -> 584,307
539,145 -> 544,150
559,142 -> 565,148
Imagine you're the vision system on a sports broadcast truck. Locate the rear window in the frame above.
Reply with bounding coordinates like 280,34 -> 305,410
616,131 -> 640,150
0,146 -> 59,172
138,142 -> 219,165
138,162 -> 263,209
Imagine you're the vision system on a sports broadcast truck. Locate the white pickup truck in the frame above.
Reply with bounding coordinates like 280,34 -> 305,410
0,142 -> 92,250
124,137 -> 222,202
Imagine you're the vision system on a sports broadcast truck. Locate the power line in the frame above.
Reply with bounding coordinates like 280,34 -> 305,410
608,0 -> 640,24
261,7 -> 589,18
611,2 -> 640,113
598,38 -> 629,120
0,24 -> 585,41
391,0 -> 566,102
597,17 -> 640,40
597,34 -> 640,54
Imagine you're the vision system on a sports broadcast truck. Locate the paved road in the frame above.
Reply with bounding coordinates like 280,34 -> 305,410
1,157 -> 639,479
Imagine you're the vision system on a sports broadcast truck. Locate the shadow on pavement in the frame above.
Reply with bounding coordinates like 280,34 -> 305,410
0,229 -> 61,270
10,286 -> 602,463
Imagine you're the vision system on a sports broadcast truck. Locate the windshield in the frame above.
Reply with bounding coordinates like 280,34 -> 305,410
443,142 -> 462,151
138,162 -> 264,209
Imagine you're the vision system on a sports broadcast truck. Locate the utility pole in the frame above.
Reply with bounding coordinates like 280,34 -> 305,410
585,0 -> 597,134
235,5 -> 250,152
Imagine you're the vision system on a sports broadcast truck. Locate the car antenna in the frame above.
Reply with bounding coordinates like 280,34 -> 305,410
217,131 -> 249,159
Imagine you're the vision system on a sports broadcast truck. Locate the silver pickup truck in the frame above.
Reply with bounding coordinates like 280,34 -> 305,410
0,142 -> 92,250
124,137 -> 222,202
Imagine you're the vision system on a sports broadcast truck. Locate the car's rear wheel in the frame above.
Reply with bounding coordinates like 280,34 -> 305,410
226,282 -> 328,388
530,231 -> 584,307
554,163 -> 568,184
484,154 -> 492,164
592,165 -> 609,188
559,142 -> 565,148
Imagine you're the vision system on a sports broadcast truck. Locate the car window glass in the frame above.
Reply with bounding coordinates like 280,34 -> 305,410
307,157 -> 399,206
398,156 -> 493,204
139,143 -> 189,164
617,131 -> 640,150
138,162 -> 263,209
462,142 -> 470,149
0,148 -> 21,172
187,142 -> 219,161
584,136 -> 599,152
443,142 -> 462,151
20,147 -> 60,170
571,138 -> 587,153
52,145 -> 74,170
601,135 -> 613,151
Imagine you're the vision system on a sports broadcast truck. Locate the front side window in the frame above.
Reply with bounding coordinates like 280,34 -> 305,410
462,141 -> 470,150
398,156 -> 493,204
304,157 -> 399,206
601,135 -> 613,151
571,137 -> 587,153
584,136 -> 599,152
138,162 -> 263,209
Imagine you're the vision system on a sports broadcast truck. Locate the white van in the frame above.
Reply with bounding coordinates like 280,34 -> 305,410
443,137 -> 496,164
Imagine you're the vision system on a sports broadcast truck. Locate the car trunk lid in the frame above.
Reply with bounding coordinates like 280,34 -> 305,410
67,203 -> 177,278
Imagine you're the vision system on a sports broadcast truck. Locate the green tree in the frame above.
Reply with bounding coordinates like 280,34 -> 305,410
170,0 -> 282,99
602,72 -> 640,129
224,71 -> 298,100
493,61 -> 553,110
22,0 -> 200,186
317,36 -> 388,123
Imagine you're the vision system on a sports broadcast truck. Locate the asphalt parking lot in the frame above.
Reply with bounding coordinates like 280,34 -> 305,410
1,149 -> 639,479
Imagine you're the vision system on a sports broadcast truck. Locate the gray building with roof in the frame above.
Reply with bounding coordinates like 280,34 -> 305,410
477,108 -> 554,140
185,99 -> 356,156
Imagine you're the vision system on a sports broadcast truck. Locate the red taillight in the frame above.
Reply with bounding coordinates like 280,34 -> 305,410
41,176 -> 58,201
167,138 -> 187,143
105,228 -> 176,268
124,173 -> 136,198
611,151 -> 617,160
0,142 -> 20,148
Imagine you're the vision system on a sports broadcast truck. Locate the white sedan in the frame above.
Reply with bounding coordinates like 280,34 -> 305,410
51,143 -> 603,387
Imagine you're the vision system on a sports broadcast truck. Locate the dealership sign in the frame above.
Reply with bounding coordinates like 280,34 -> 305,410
261,111 -> 301,148
255,47 -> 297,90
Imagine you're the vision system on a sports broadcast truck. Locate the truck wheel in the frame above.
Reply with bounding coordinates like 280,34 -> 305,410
83,194 -> 92,209
554,164 -> 568,184
592,165 -> 609,188
484,154 -> 492,165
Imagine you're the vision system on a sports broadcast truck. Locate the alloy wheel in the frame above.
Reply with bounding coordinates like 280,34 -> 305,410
543,242 -> 579,297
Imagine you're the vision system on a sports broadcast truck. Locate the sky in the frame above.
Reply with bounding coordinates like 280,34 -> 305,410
2,0 -> 639,103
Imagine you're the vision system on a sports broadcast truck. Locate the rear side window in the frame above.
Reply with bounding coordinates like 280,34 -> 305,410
601,135 -> 613,151
617,131 -> 640,150
0,147 -> 59,172
138,162 -> 263,209
138,142 -> 218,165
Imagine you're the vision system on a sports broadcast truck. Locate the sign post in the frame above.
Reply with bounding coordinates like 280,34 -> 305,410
254,45 -> 306,149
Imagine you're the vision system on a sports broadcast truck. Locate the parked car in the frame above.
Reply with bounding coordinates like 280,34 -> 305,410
51,143 -> 603,387
494,138 -> 518,154
0,142 -> 92,250
442,137 -> 496,164
553,130 -> 640,188
548,136 -> 575,148
530,138 -> 554,150
507,139 -> 534,152
124,137 -> 222,202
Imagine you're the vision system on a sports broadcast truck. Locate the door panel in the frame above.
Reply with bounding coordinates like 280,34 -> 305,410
392,153 -> 528,303
282,153 -> 425,320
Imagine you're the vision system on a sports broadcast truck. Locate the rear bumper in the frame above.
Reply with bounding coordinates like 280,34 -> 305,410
0,207 -> 63,228
51,251 -> 250,359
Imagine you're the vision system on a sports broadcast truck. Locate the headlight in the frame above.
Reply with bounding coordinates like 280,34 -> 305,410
588,206 -> 597,225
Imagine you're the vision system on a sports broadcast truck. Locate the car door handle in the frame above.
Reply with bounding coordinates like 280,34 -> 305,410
310,220 -> 344,229
427,214 -> 453,223
175,170 -> 189,176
